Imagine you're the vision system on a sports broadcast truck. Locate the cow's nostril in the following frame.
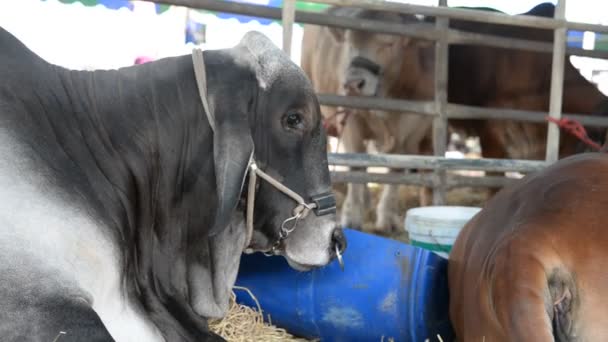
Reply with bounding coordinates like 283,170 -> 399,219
356,79 -> 365,90
331,228 -> 347,255
344,79 -> 365,93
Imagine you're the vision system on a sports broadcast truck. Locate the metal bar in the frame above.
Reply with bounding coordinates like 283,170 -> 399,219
447,29 -> 550,53
446,174 -> 516,188
449,30 -> 608,59
545,0 -> 567,163
148,0 -> 280,18
568,47 -> 608,60
281,0 -> 296,55
145,0 -> 438,39
317,95 -> 608,128
432,0 -> 449,205
300,0 -> 608,34
317,94 -> 437,116
330,171 -> 517,188
447,27 -> 608,59
447,104 -> 608,127
330,171 -> 434,186
328,153 -> 548,173
567,20 -> 608,34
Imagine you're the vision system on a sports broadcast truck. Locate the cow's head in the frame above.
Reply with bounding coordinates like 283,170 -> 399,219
328,10 -> 432,98
204,32 -> 346,273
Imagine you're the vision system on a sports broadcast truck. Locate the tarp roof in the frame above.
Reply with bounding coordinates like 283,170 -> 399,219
45,0 -> 330,23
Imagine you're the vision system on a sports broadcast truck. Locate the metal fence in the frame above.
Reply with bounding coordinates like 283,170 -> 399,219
146,0 -> 608,204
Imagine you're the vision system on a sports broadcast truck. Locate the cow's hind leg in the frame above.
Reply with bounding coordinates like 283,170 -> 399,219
489,244 -> 568,342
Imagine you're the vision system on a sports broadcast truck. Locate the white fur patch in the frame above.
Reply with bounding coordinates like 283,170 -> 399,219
0,131 -> 163,342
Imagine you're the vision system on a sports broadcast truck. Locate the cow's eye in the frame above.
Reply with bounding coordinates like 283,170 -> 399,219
283,111 -> 305,131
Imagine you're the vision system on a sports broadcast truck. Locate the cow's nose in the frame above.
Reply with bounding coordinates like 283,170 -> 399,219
344,78 -> 365,93
331,227 -> 347,255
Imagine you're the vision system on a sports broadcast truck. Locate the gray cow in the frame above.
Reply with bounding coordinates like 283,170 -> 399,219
0,27 -> 345,342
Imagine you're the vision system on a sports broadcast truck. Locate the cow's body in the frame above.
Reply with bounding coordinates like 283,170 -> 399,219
302,2 -> 608,232
447,3 -> 608,161
449,152 -> 608,341
301,9 -> 435,232
0,26 -> 343,342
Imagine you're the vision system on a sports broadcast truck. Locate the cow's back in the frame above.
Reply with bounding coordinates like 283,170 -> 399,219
446,6 -> 553,108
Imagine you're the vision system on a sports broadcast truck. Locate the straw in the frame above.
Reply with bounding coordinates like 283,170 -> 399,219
208,286 -> 317,342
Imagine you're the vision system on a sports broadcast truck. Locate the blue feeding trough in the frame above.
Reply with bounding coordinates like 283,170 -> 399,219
234,228 -> 454,342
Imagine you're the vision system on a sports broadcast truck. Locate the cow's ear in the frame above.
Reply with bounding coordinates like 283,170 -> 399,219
209,116 -> 253,236
328,27 -> 346,43
203,51 -> 256,237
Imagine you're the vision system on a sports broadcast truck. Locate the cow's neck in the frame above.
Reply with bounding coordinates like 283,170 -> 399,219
53,56 -> 228,340
386,42 -> 434,100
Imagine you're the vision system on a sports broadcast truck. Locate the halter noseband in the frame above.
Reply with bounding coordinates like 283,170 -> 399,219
244,162 -> 336,256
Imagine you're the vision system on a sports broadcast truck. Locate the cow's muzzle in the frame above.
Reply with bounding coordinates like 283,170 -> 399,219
344,57 -> 382,97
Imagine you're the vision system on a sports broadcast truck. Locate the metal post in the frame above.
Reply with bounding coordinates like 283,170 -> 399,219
432,0 -> 449,205
545,0 -> 567,163
281,0 -> 296,55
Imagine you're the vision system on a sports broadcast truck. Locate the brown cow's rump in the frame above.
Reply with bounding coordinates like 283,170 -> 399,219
449,152 -> 608,342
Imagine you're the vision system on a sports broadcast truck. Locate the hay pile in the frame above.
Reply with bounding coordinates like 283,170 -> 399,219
209,286 -> 315,342
209,287 -> 448,342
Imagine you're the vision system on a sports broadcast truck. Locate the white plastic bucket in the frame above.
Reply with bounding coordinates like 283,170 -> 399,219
405,206 -> 482,259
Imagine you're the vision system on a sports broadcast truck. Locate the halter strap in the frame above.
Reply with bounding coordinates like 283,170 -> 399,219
192,48 -> 215,133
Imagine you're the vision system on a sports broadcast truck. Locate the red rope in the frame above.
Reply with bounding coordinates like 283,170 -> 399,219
545,116 -> 602,151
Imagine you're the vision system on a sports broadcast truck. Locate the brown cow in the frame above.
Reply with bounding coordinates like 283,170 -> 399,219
301,9 -> 435,233
446,3 -> 608,162
304,2 -> 608,233
448,151 -> 608,341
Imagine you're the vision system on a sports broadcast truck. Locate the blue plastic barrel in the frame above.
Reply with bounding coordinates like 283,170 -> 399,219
234,228 -> 454,342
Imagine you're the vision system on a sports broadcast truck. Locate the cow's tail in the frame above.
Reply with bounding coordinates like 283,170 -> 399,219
489,247 -> 576,341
